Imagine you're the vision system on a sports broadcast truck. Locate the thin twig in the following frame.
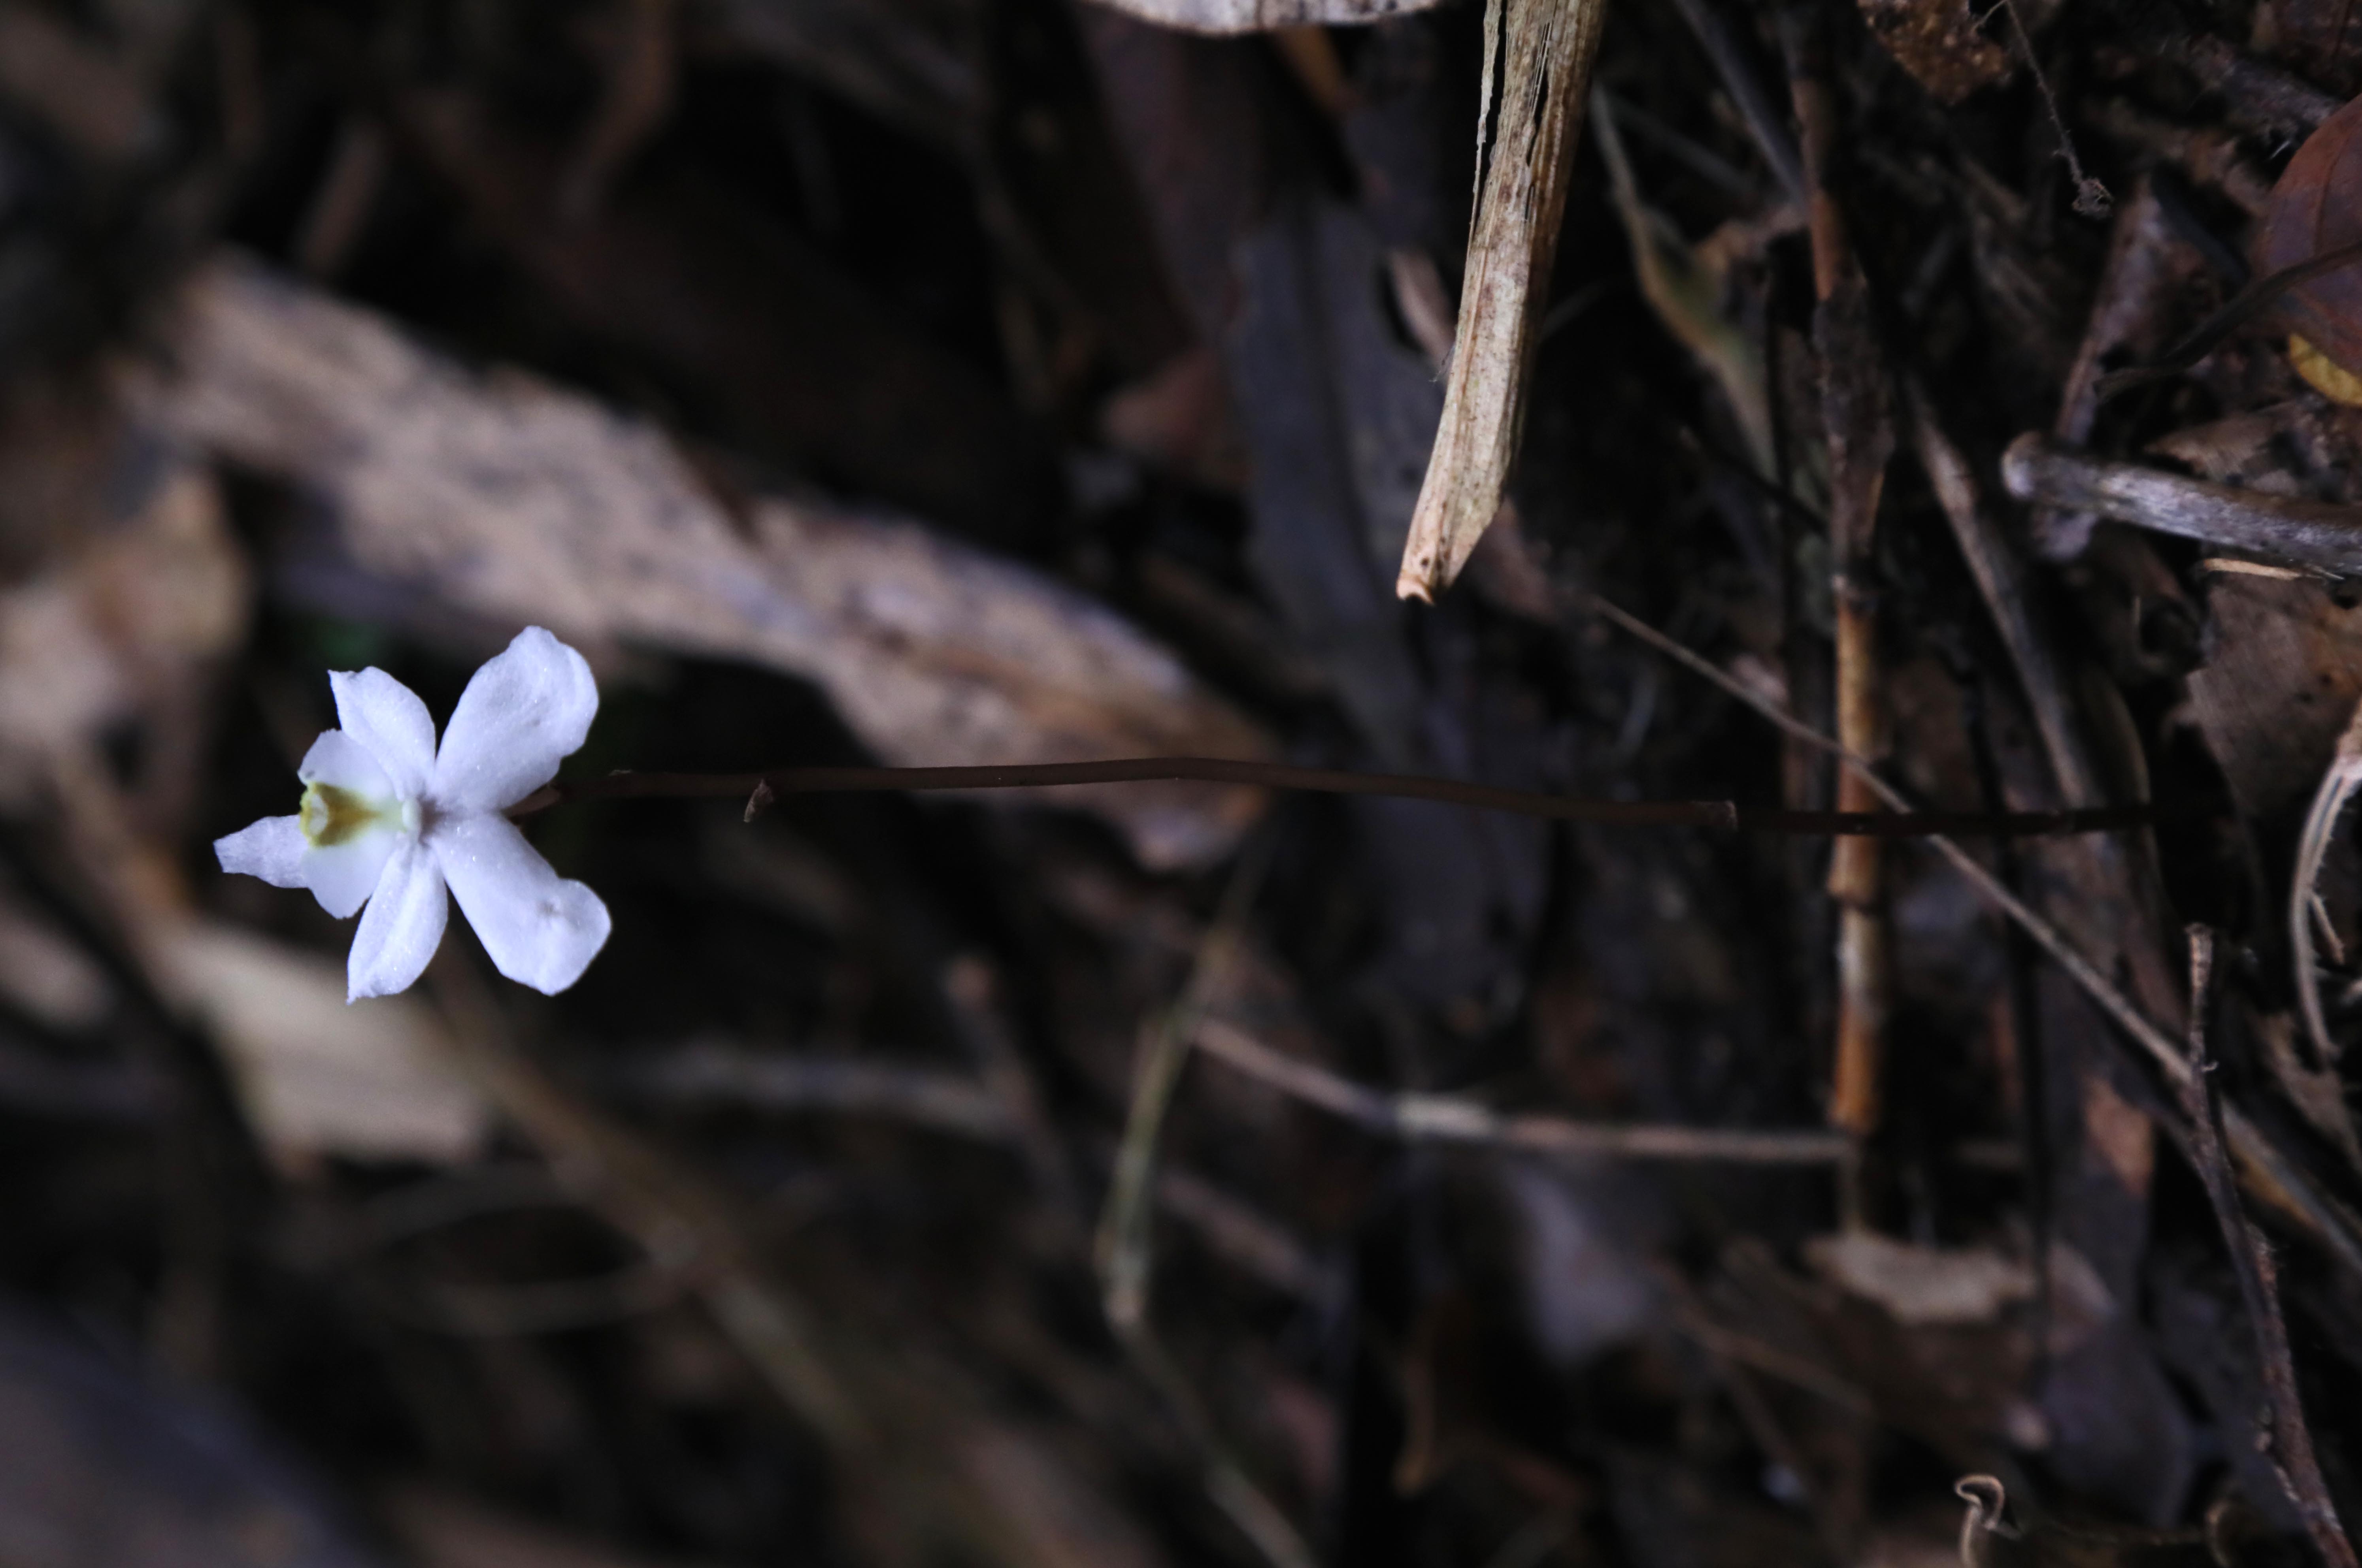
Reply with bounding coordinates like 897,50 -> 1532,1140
1192,1018 -> 1849,1165
513,756 -> 2174,839
2177,929 -> 2357,1568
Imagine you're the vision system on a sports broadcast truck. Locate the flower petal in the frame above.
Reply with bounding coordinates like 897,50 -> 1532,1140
298,728 -> 395,799
302,826 -> 402,920
430,627 -> 598,813
431,814 -> 610,994
346,838 -> 449,1001
330,668 -> 437,799
215,816 -> 307,888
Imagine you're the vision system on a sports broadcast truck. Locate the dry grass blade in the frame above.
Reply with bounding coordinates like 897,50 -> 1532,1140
2292,697 -> 2362,1069
1190,1018 -> 1850,1163
1396,0 -> 1611,601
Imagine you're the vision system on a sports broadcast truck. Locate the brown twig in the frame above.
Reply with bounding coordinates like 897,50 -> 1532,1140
1788,19 -> 1894,1156
1191,1018 -> 1850,1165
2002,434 -> 2362,575
2177,930 -> 2358,1568
511,756 -> 2173,839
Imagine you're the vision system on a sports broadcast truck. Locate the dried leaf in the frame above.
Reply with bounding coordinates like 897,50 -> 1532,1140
148,256 -> 1269,870
1856,0 -> 2013,106
0,446 -> 246,805
162,923 -> 493,1171
2255,92 -> 2362,380
1395,0 -> 1609,601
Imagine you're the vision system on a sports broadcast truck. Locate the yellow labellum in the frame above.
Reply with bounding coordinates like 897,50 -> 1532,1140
299,782 -> 391,847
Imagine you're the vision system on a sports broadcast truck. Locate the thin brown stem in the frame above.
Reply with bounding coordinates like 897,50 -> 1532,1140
2178,929 -> 2358,1568
512,757 -> 2174,840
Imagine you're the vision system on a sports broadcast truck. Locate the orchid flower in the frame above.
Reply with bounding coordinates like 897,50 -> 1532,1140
214,627 -> 611,1001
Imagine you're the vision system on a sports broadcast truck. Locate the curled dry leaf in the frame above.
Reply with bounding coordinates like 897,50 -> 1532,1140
2254,90 -> 2362,392
147,255 -> 1269,871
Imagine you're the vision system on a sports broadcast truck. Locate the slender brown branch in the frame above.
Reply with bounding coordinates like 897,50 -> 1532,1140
1191,1018 -> 1850,1165
2177,930 -> 2358,1568
513,756 -> 2176,839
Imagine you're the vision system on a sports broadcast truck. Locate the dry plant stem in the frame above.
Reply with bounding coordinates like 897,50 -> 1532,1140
1094,842 -> 1316,1568
2292,700 -> 2362,1068
2177,931 -> 2358,1568
1192,1019 -> 1848,1163
1395,0 -> 1610,600
517,758 -> 2167,839
1574,589 -> 2362,1282
2002,434 -> 2362,575
1791,29 -> 1894,1149
1906,384 -> 2102,807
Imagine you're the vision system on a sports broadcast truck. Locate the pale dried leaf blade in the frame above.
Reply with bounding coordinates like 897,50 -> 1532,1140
1080,0 -> 1445,33
163,922 -> 494,1169
1396,0 -> 1610,601
2292,695 -> 2362,1066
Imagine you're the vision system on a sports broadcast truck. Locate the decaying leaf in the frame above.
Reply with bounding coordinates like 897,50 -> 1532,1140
0,442 -> 246,804
161,923 -> 493,1171
2185,573 -> 2362,826
2254,91 -> 2362,381
146,256 -> 1270,870
1855,0 -> 2013,106
1394,0 -> 1609,601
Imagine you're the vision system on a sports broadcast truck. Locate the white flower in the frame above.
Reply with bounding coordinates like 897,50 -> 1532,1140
214,627 -> 612,1002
